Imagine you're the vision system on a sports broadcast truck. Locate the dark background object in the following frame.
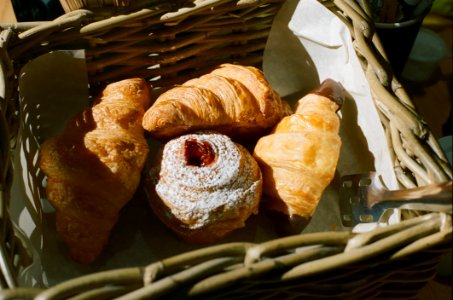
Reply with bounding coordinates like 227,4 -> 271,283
375,15 -> 426,76
12,0 -> 64,21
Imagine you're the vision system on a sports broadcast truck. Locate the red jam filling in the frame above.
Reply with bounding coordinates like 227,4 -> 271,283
184,139 -> 215,167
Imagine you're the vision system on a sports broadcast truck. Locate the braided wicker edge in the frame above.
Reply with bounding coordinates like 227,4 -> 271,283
0,213 -> 451,299
0,0 -> 451,298
59,0 -> 177,14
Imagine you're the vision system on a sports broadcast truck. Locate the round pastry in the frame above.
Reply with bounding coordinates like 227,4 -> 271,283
145,131 -> 262,243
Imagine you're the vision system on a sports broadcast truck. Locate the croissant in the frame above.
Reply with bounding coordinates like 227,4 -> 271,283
253,79 -> 344,235
142,63 -> 291,141
38,78 -> 151,264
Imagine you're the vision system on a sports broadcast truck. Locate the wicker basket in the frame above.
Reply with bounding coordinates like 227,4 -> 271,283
58,0 -> 159,13
0,0 -> 452,299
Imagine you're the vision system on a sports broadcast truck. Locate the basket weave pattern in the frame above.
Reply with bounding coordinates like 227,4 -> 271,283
59,0 -> 168,13
0,0 -> 452,298
9,0 -> 285,88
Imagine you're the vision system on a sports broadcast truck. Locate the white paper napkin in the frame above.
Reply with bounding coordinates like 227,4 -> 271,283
264,0 -> 399,191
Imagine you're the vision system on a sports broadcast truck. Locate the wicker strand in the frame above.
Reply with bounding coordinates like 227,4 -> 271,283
390,122 -> 432,185
0,287 -> 42,299
185,246 -> 343,298
18,10 -> 93,40
0,29 -> 21,290
5,11 -> 92,62
0,29 -> 15,140
34,268 -> 143,300
337,0 -> 391,85
391,213 -> 452,259
143,242 -> 253,284
344,212 -> 442,251
79,7 -> 166,35
244,231 -> 352,265
118,257 -> 241,300
281,213 -> 447,280
66,285 -> 142,300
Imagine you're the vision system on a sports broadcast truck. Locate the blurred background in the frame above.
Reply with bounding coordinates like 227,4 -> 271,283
10,0 -> 64,21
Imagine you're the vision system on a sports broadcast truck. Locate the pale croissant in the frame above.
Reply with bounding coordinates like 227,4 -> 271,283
253,79 -> 343,235
38,78 -> 151,264
142,63 -> 291,141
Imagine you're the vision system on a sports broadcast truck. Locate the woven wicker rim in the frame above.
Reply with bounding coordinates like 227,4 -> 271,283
0,0 -> 452,298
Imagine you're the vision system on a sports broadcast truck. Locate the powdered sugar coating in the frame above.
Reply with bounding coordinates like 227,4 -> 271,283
153,131 -> 261,229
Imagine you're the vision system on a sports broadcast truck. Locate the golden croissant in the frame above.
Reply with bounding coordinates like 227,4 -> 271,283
38,78 -> 151,264
142,63 -> 291,141
253,79 -> 344,235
